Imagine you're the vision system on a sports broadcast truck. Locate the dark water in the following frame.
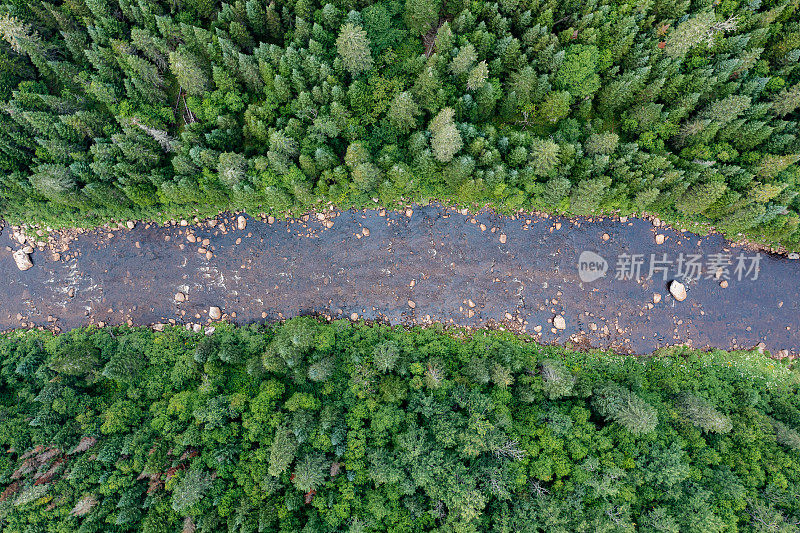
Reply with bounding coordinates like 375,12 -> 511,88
1,205 -> 798,355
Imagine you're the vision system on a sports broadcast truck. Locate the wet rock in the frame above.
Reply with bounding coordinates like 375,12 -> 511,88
655,234 -> 665,245
209,306 -> 222,320
13,250 -> 33,271
174,292 -> 186,302
669,280 -> 687,301
126,221 -> 135,229
788,252 -> 799,259
653,293 -> 662,304
237,215 -> 247,230
553,315 -> 566,330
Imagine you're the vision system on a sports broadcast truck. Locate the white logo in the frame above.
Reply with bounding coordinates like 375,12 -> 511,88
578,251 -> 608,283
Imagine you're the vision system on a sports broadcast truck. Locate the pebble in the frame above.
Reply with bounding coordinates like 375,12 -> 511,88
126,221 -> 135,229
237,215 -> 247,230
553,315 -> 566,330
499,234 -> 507,244
175,292 -> 186,302
362,228 -> 370,236
720,280 -> 728,288
408,300 -> 416,309
653,293 -> 662,304
602,233 -> 610,241
655,234 -> 665,244
350,312 -> 359,321
209,306 -> 222,320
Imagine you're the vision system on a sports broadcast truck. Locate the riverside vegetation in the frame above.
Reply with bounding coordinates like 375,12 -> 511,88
0,319 -> 799,531
0,1 -> 798,248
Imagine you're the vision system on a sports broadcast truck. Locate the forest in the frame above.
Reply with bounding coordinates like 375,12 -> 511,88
0,0 -> 799,247
0,320 -> 798,531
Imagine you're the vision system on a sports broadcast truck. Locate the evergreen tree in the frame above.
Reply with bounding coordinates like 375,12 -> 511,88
336,23 -> 373,76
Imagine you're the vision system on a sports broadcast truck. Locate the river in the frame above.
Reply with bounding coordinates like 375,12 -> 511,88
1,204 -> 798,355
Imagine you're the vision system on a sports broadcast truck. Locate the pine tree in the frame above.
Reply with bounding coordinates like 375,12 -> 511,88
771,83 -> 800,117
268,426 -> 298,476
466,61 -> 488,91
336,24 -> 373,76
676,393 -> 731,433
169,48 -> 210,97
451,43 -> 476,76
387,92 -> 420,133
675,181 -> 727,215
539,359 -> 575,399
530,139 -> 561,177
429,107 -> 462,163
404,0 -> 440,36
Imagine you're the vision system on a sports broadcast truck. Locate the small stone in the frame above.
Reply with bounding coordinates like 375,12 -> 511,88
12,250 -> 33,271
268,216 -> 275,224
655,234 -> 665,244
589,322 -> 598,331
153,323 -> 164,332
52,253 -> 60,261
653,218 -> 661,226
467,299 -> 476,308
408,300 -> 416,309
505,312 -> 513,320
669,280 -> 687,302
553,315 -> 566,330
316,213 -> 326,221
362,228 -> 370,236
534,325 -> 542,333
22,245 -> 33,254
653,293 -> 662,304
720,280 -> 728,288
126,221 -> 135,229
205,251 -> 213,260
209,306 -> 222,320
499,234 -> 507,244
788,252 -> 799,260
68,288 -> 74,298
602,233 -> 610,241
555,222 -> 562,230
237,215 -> 247,230
350,312 -> 359,321
405,209 -> 413,217
180,219 -> 188,226
174,292 -> 186,302
325,221 -> 334,228
192,323 -> 202,333
619,216 -> 628,223
205,327 -> 216,335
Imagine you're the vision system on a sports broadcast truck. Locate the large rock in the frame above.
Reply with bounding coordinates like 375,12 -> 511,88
553,314 -> 566,330
236,215 -> 247,230
12,250 -> 32,271
669,280 -> 687,301
209,306 -> 222,320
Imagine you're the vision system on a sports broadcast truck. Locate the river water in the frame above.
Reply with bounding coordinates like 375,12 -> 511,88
1,205 -> 798,355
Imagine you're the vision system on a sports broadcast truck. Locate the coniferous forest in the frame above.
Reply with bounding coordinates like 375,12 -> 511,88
0,321 -> 799,532
0,0 -> 798,247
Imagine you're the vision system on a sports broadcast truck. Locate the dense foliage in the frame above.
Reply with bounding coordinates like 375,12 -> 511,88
1,320 -> 799,531
0,1 -> 799,246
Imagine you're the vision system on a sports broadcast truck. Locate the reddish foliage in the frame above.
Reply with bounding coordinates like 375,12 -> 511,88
0,481 -> 20,502
304,489 -> 316,504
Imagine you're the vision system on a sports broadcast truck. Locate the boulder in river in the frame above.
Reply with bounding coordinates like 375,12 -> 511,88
209,306 -> 222,320
12,250 -> 32,271
669,280 -> 687,301
553,314 -> 566,330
